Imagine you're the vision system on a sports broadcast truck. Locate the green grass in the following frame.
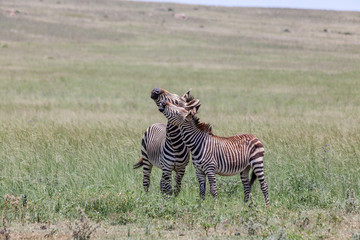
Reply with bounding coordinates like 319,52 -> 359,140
1,0 -> 360,238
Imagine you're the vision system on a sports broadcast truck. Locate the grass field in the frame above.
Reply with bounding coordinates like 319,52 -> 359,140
1,0 -> 360,239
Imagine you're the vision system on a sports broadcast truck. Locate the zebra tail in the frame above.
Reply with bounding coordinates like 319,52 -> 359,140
249,170 -> 257,186
133,158 -> 144,169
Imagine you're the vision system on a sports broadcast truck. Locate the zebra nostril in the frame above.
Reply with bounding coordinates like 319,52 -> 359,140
151,88 -> 162,99
158,100 -> 167,112
150,92 -> 157,99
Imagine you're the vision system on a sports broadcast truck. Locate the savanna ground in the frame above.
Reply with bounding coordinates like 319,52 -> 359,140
1,0 -> 360,239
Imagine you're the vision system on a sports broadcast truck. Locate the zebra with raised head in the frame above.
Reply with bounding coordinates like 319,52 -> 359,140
134,88 -> 198,196
158,100 -> 270,205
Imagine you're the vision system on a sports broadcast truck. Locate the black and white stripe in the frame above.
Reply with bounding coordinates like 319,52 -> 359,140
134,89 -> 194,196
159,100 -> 270,205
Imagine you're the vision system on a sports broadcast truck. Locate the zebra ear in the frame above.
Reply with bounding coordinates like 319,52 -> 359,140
185,99 -> 201,114
181,89 -> 191,100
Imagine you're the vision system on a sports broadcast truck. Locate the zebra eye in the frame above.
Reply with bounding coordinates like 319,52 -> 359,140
175,100 -> 178,105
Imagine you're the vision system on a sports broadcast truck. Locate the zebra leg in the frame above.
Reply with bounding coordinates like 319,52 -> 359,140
160,168 -> 173,195
251,157 -> 270,205
206,171 -> 217,199
142,159 -> 153,192
196,169 -> 206,200
173,169 -> 185,197
240,165 -> 251,203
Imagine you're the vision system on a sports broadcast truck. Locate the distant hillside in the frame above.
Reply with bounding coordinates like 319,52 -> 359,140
1,0 -> 359,73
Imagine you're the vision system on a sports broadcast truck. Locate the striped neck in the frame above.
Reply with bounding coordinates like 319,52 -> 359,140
179,120 -> 208,156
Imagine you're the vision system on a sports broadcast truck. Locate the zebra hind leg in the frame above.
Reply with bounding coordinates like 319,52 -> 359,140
142,159 -> 153,192
250,156 -> 270,206
249,170 -> 257,187
160,169 -> 173,196
240,165 -> 251,203
173,169 -> 185,197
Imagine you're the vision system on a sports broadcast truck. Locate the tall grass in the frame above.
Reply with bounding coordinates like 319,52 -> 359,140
0,0 -> 360,238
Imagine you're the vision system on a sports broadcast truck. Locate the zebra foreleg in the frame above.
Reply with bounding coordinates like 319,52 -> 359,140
240,165 -> 251,203
160,169 -> 173,196
142,159 -> 153,192
173,169 -> 185,197
196,169 -> 206,200
206,171 -> 217,199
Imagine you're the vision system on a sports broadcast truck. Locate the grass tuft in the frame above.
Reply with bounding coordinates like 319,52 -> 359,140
67,208 -> 98,240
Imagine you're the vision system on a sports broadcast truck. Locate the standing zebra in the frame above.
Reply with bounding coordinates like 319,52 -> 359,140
134,88 -> 199,196
158,100 -> 269,205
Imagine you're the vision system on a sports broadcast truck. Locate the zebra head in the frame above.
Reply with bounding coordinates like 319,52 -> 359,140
150,88 -> 193,108
158,99 -> 201,126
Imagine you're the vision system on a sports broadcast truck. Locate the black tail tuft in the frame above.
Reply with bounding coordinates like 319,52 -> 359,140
249,170 -> 257,186
133,158 -> 144,169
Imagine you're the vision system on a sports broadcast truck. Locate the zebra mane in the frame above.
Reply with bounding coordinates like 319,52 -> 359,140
192,116 -> 213,135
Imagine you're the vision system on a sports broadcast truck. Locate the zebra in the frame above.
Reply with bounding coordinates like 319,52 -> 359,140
134,88 -> 198,196
158,100 -> 270,205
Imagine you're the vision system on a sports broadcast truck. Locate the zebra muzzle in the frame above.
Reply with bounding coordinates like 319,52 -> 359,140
151,88 -> 162,100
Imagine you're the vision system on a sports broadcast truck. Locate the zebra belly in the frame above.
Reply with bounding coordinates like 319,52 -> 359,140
216,170 -> 244,176
215,155 -> 249,176
148,155 -> 162,169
